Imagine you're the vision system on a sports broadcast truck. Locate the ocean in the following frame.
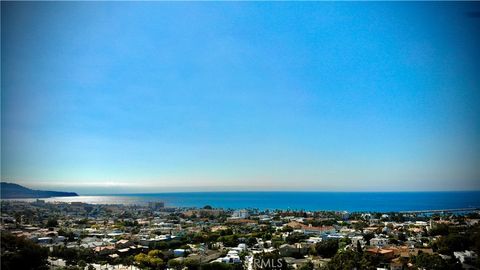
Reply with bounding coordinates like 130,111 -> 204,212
6,191 -> 480,212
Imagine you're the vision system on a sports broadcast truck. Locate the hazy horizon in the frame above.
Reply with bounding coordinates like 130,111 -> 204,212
2,2 -> 480,194
4,181 -> 480,196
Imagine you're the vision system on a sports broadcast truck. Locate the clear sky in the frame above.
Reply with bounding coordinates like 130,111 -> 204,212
2,2 -> 480,194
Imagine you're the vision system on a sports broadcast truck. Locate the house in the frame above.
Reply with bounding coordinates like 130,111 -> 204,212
302,225 -> 336,236
237,243 -> 247,251
279,244 -> 298,257
174,249 -> 186,257
390,258 -> 403,270
115,239 -> 132,248
232,209 -> 249,219
398,247 -> 433,258
218,250 -> 241,264
283,257 -> 309,269
48,258 -> 66,268
453,250 -> 478,264
279,243 -> 309,257
118,248 -> 130,254
306,237 -> 322,244
93,245 -> 116,255
365,248 -> 395,260
370,237 -> 389,247
138,235 -> 173,246
350,236 -> 365,248
285,221 -> 304,229
326,234 -> 344,240
37,237 -> 53,245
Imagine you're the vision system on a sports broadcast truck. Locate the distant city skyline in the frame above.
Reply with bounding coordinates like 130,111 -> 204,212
2,2 -> 480,194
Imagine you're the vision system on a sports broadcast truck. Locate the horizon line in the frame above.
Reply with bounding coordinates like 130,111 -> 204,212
78,189 -> 480,196
3,181 -> 480,194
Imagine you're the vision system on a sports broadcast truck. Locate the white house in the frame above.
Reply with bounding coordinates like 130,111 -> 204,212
174,249 -> 186,257
232,209 -> 249,219
453,250 -> 478,264
217,250 -> 241,264
370,237 -> 389,247
350,236 -> 365,247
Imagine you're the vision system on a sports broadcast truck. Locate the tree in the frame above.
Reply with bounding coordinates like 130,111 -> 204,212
134,252 -> 164,269
412,253 -> 452,270
1,232 -> 49,270
356,241 -> 363,253
298,261 -> 314,270
429,224 -> 449,236
46,218 -> 59,228
363,232 -> 375,245
218,235 -> 239,247
168,259 -> 184,270
315,239 -> 339,258
285,232 -> 307,244
398,232 -> 407,242
353,221 -> 368,232
184,258 -> 201,270
77,260 -> 87,268
326,250 -> 375,270
435,234 -> 471,255
201,262 -> 239,270
148,249 -> 163,258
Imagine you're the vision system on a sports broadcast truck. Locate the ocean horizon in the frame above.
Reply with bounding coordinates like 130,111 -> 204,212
5,191 -> 480,212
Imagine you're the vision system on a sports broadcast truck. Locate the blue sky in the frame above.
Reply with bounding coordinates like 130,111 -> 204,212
2,2 -> 480,194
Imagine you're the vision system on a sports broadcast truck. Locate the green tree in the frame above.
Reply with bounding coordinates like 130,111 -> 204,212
168,259 -> 184,270
412,253 -> 451,270
201,262 -> 239,270
429,224 -> 449,236
184,258 -> 201,270
46,218 -> 59,228
134,252 -> 164,269
315,239 -> 339,258
148,249 -> 163,258
285,232 -> 307,244
78,260 -> 87,268
326,250 -> 375,270
1,232 -> 49,270
356,241 -> 363,253
435,234 -> 471,255
298,261 -> 314,270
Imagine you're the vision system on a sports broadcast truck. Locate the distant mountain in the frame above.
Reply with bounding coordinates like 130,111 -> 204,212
0,182 -> 78,199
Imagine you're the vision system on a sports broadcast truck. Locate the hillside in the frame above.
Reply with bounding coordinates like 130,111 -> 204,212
0,182 -> 78,199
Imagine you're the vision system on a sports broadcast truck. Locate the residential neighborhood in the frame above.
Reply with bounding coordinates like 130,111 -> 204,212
1,200 -> 479,270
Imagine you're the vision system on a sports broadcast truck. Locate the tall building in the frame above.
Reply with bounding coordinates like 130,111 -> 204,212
148,202 -> 165,210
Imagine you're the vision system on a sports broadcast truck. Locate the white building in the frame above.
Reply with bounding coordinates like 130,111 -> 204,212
370,237 -> 389,247
453,250 -> 478,264
174,249 -> 186,257
232,209 -> 249,219
237,243 -> 247,251
216,250 -> 242,264
350,236 -> 365,247
306,237 -> 322,244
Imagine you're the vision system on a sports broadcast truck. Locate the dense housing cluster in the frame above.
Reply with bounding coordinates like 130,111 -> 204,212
1,200 -> 479,270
